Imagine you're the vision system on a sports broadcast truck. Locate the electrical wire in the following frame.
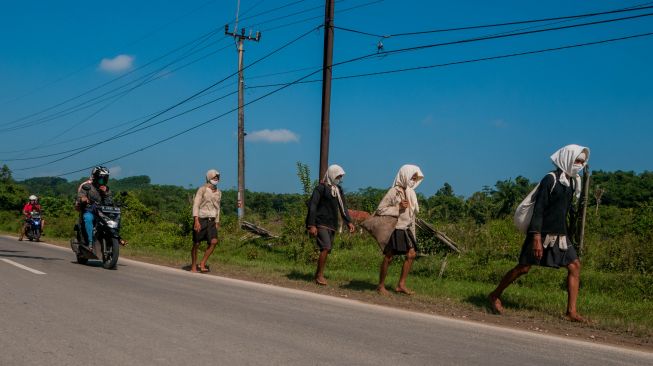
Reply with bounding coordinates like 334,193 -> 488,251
0,27 -> 227,129
262,0 -> 384,32
53,67 -> 325,177
48,29 -> 653,177
0,0 -> 221,107
333,3 -> 653,39
11,25 -> 322,171
0,35 -> 229,133
329,11 -> 653,69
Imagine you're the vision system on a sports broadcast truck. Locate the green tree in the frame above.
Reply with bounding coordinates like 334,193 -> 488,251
425,183 -> 466,222
490,176 -> 533,218
0,165 -> 29,211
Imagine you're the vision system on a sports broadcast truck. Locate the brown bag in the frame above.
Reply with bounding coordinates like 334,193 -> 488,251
360,214 -> 398,251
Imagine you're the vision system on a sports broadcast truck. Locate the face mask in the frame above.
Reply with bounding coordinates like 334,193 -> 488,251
570,163 -> 584,177
209,179 -> 219,186
408,180 -> 417,188
333,178 -> 342,185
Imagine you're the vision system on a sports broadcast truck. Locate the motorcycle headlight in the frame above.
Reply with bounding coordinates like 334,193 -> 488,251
106,220 -> 119,229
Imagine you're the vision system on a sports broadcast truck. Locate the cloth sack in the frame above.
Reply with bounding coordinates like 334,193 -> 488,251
360,214 -> 398,251
513,172 -> 557,234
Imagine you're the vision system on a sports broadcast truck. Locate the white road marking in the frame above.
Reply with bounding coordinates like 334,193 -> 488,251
0,258 -> 46,275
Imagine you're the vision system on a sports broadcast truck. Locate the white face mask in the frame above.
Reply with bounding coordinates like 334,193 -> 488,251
570,163 -> 584,177
333,178 -> 342,185
408,179 -> 417,189
209,179 -> 219,186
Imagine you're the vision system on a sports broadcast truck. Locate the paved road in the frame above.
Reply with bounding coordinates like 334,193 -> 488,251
1,236 -> 651,366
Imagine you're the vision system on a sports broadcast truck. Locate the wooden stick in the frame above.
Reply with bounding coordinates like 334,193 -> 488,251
578,164 -> 591,256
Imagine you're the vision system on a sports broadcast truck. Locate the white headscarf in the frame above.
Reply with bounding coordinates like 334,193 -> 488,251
323,164 -> 347,216
205,169 -> 219,183
550,144 -> 590,199
392,164 -> 424,214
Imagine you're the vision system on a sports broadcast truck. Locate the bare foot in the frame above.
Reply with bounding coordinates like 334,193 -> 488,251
377,286 -> 391,296
315,277 -> 327,286
565,312 -> 588,323
488,294 -> 504,315
395,287 -> 414,295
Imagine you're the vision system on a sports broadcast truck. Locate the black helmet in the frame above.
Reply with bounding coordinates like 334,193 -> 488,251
91,166 -> 110,186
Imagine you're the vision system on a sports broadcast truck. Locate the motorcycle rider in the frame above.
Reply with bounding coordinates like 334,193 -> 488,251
76,166 -> 113,248
19,195 -> 43,241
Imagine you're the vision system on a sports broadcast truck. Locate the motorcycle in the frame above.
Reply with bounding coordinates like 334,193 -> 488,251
25,211 -> 42,242
70,205 -> 122,269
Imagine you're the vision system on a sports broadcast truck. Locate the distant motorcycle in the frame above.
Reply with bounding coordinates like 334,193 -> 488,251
25,211 -> 42,242
70,205 -> 122,269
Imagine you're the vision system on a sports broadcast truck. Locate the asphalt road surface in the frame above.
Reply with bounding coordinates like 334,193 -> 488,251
1,235 -> 651,366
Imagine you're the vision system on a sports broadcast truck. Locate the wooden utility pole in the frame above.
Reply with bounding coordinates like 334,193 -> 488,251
319,0 -> 335,181
578,164 -> 591,256
225,25 -> 260,221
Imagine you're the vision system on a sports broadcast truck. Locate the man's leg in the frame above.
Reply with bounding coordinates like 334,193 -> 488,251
18,222 -> 26,240
83,212 -> 94,246
488,264 -> 531,314
377,253 -> 393,295
315,249 -> 329,285
565,259 -> 585,322
190,243 -> 200,273
396,249 -> 416,294
199,238 -> 217,271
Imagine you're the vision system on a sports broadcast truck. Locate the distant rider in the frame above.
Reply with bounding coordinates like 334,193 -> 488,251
19,195 -> 43,241
76,166 -> 113,248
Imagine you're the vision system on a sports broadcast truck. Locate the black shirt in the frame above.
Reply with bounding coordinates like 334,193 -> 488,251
528,169 -> 577,236
305,183 -> 352,231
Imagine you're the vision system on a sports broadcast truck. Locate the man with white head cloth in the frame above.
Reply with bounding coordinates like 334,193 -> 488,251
306,164 -> 355,286
375,164 -> 424,295
489,144 -> 590,322
190,169 -> 222,273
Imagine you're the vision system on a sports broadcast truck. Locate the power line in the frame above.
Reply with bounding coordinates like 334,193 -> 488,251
0,36 -> 230,133
262,0 -> 384,32
36,29 -> 653,178
53,67 -> 325,178
331,31 -> 653,81
11,25 -> 322,171
0,1 -> 350,133
0,26 -> 225,129
246,30 -> 653,89
333,3 -> 653,39
0,0 -> 293,126
239,0 -> 308,23
330,11 -> 653,68
0,0 -> 221,107
7,9 -> 644,161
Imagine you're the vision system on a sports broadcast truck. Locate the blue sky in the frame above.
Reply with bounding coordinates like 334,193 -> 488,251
1,0 -> 652,200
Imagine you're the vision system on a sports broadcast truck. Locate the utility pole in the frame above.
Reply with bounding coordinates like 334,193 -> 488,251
225,24 -> 261,221
319,0 -> 335,181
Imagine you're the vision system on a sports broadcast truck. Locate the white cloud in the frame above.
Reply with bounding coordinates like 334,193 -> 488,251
421,115 -> 434,126
99,54 -> 134,73
246,129 -> 299,143
108,166 -> 122,177
492,119 -> 508,129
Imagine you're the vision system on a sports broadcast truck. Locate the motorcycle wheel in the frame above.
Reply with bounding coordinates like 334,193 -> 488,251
33,228 -> 41,242
102,237 -> 120,270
